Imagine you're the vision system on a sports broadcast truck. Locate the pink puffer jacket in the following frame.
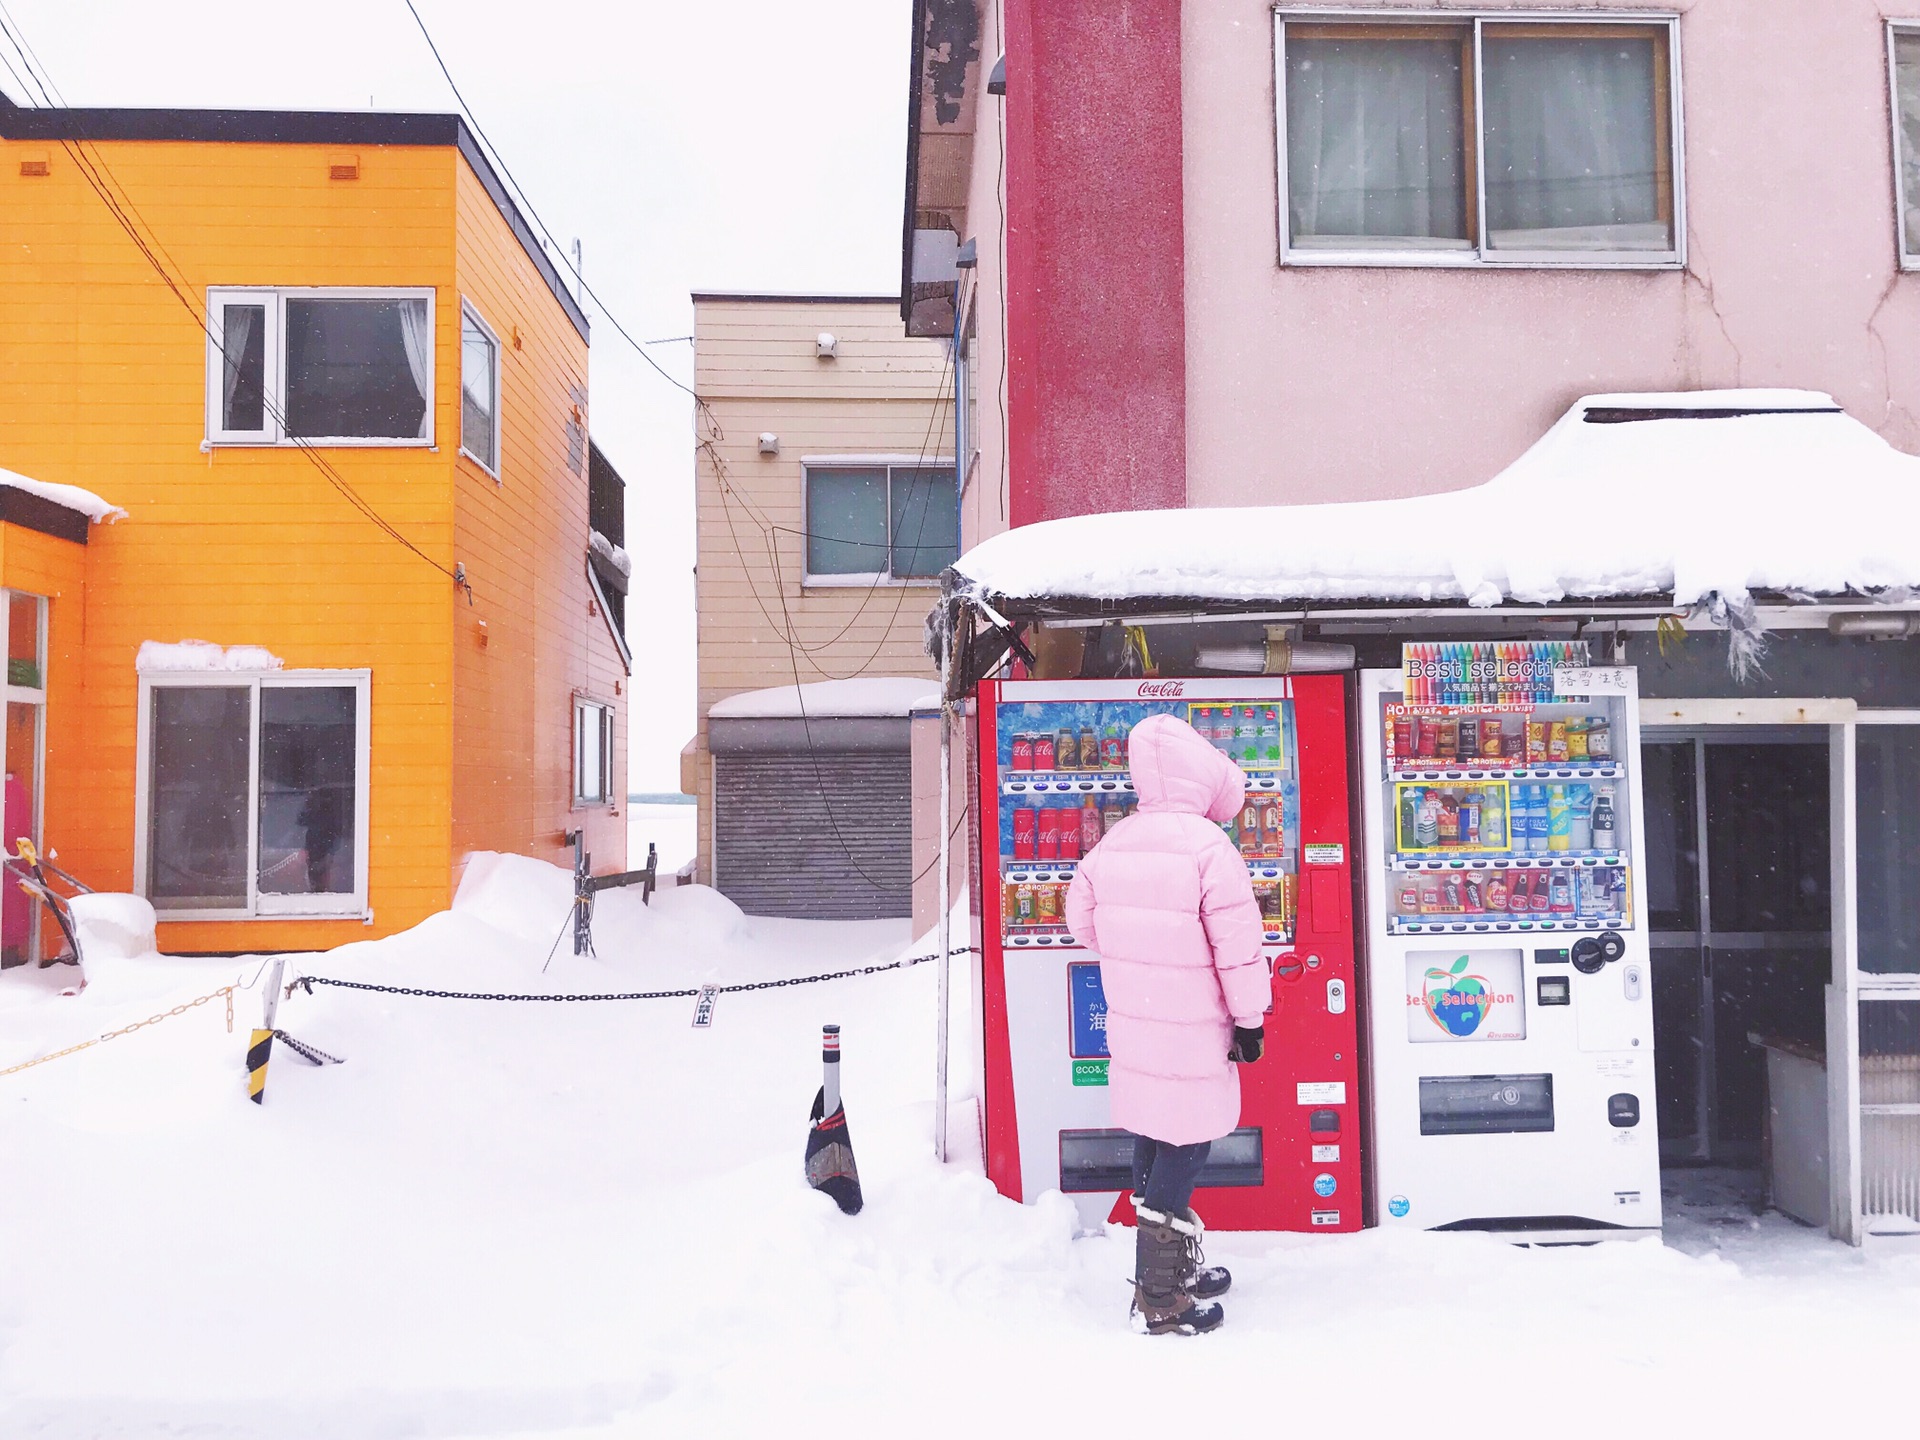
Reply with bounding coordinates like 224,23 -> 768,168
1064,714 -> 1269,1146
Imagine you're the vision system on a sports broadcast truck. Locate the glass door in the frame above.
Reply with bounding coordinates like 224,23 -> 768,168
1852,723 -> 1920,1231
1643,732 -> 1832,1165
1,590 -> 47,969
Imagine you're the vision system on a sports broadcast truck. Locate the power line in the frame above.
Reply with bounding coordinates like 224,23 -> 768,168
401,0 -> 697,404
0,9 -> 470,597
398,1 -> 961,892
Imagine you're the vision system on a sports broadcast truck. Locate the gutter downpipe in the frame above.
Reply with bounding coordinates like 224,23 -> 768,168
935,596 -> 955,1165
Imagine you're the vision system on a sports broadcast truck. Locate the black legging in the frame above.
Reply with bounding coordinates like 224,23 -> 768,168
1131,1134 -> 1212,1216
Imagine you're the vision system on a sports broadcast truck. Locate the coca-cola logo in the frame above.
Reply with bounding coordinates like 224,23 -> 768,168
1137,680 -> 1185,698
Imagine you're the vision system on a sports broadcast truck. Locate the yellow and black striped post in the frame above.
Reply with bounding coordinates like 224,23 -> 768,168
246,1028 -> 273,1103
246,957 -> 287,1105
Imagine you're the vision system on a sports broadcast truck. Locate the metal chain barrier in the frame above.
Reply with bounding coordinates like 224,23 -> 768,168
0,985 -> 237,1079
288,946 -> 978,1005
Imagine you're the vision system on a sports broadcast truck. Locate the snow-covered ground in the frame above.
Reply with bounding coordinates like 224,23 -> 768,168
2,858 -> 1918,1438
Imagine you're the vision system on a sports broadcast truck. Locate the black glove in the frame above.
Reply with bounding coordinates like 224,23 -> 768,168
1228,1025 -> 1264,1064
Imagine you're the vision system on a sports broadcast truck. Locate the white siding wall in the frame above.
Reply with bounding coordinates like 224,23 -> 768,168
691,296 -> 953,884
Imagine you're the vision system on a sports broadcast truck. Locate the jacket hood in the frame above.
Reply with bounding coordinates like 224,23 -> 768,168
1127,714 -> 1247,824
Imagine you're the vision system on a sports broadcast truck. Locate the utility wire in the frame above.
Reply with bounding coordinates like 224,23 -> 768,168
0,9 -> 470,597
402,0 -> 697,403
401,0 -> 963,891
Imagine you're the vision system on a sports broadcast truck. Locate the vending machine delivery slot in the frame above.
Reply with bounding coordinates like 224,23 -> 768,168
975,676 -> 1362,1232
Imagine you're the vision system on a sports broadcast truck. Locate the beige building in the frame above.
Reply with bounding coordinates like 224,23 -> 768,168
684,294 -> 952,918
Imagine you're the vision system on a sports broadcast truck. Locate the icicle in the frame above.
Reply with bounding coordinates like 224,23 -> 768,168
1706,591 -> 1770,684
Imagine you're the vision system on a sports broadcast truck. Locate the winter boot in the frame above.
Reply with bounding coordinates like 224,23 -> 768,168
1129,1194 -> 1230,1299
1132,1203 -> 1225,1335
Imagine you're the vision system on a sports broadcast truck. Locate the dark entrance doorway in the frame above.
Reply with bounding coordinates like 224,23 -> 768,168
1642,732 -> 1831,1166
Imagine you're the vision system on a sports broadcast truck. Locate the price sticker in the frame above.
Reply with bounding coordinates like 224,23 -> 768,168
1553,665 -> 1633,696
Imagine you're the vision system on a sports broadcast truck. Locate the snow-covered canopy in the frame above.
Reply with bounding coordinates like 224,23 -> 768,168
951,391 -> 1920,612
707,676 -> 941,720
1,464 -> 124,523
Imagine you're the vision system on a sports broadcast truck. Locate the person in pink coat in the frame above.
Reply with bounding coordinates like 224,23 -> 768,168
1065,713 -> 1268,1336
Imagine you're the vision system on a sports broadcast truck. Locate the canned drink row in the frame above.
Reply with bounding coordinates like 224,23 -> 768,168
1393,867 -> 1626,918
1010,796 -> 1135,861
1388,710 -> 1614,766
1010,723 -> 1127,773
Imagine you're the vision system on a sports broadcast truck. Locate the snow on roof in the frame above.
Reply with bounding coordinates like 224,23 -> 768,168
707,677 -> 940,720
952,391 -> 1920,611
0,464 -> 124,523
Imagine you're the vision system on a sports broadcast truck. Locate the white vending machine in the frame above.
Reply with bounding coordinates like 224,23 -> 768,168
1359,647 -> 1661,1242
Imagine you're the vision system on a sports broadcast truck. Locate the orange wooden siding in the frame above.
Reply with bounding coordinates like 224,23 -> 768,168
0,133 -> 619,950
450,159 -> 625,879
0,526 -> 86,886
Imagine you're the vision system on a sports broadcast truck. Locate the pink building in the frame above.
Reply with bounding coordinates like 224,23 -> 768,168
903,2 -> 1920,1242
907,0 -> 1920,524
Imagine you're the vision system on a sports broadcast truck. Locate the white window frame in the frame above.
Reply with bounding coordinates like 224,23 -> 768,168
573,695 -> 615,808
1273,8 -> 1686,270
1887,22 -> 1920,268
459,298 -> 502,478
204,287 -> 436,448
133,669 -> 373,921
799,454 -> 960,588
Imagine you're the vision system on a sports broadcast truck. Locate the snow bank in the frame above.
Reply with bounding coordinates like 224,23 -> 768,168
135,639 -> 285,673
452,849 -> 751,955
0,464 -> 125,523
709,676 -> 941,719
66,893 -> 157,961
953,391 -> 1920,609
3,868 -> 1918,1434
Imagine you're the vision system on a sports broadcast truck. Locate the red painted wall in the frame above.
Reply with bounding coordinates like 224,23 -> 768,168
1005,0 -> 1187,526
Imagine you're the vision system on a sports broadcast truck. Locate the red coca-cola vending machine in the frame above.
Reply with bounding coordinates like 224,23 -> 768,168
971,675 -> 1361,1231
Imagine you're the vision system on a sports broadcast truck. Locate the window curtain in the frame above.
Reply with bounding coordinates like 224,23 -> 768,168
398,299 -> 433,439
1481,35 -> 1667,250
1286,36 -> 1468,248
220,305 -> 258,425
1896,34 -> 1920,256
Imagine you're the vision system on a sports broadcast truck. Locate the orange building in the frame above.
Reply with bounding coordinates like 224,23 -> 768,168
0,90 -> 629,958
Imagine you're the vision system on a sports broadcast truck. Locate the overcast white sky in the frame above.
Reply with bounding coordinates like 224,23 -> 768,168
3,0 -> 911,792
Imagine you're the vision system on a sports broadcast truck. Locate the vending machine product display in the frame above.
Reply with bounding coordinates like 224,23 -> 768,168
1359,646 -> 1661,1240
974,676 -> 1360,1232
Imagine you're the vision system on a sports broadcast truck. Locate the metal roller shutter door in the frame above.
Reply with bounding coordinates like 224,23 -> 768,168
714,750 -> 913,919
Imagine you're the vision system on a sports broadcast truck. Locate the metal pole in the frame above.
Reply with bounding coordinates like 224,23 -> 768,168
822,1023 -> 842,1115
935,633 -> 954,1163
262,956 -> 286,1031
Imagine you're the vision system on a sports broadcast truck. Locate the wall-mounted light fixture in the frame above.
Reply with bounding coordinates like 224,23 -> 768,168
1828,611 -> 1916,639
